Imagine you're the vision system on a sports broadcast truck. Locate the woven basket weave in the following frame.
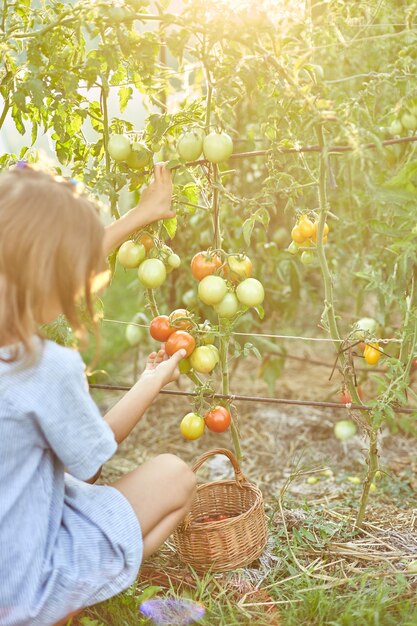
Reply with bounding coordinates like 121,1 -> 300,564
172,448 -> 268,572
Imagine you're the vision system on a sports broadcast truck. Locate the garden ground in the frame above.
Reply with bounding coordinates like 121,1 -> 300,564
74,345 -> 417,626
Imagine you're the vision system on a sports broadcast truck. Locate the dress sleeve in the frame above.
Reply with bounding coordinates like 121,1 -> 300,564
35,348 -> 117,481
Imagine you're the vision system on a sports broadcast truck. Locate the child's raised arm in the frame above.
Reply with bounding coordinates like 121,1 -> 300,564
104,346 -> 186,445
102,163 -> 175,257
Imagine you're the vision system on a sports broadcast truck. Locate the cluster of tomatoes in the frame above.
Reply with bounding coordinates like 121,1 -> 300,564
351,317 -> 383,366
180,406 -> 232,440
288,214 -> 330,265
388,102 -> 417,137
177,128 -> 234,164
148,309 -> 232,440
191,250 -> 265,316
107,134 -> 153,170
117,232 -> 181,289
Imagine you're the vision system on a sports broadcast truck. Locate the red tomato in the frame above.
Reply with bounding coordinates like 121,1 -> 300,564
149,315 -> 174,342
165,330 -> 196,357
191,251 -> 222,281
170,308 -> 193,330
204,406 -> 231,433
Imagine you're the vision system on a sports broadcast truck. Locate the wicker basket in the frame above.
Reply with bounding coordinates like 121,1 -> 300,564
172,448 -> 268,572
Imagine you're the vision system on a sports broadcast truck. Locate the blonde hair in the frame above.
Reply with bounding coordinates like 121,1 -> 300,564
0,165 -> 106,362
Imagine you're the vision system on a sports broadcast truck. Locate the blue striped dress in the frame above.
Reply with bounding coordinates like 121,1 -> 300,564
0,339 -> 143,626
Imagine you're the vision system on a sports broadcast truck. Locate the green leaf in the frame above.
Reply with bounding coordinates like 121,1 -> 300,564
163,216 -> 177,239
118,86 -> 133,113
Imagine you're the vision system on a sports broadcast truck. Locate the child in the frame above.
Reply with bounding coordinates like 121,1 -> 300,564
0,164 -> 196,626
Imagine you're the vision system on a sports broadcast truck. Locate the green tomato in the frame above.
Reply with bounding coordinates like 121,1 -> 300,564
334,420 -> 357,441
214,292 -> 240,318
236,278 -> 265,307
352,317 -> 378,341
401,112 -> 417,131
125,323 -> 143,346
182,288 -> 198,308
117,241 -> 146,268
177,130 -> 204,161
347,476 -> 361,484
180,412 -> 205,440
137,258 -> 166,289
287,241 -> 299,255
108,134 -> 131,162
300,250 -> 315,265
126,141 -> 153,169
207,344 -> 220,364
203,131 -> 234,163
189,345 -> 218,374
178,358 -> 191,374
167,253 -> 181,269
388,120 -> 403,136
198,275 -> 228,305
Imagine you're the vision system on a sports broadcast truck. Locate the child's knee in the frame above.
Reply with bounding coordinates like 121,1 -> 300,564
157,453 -> 196,499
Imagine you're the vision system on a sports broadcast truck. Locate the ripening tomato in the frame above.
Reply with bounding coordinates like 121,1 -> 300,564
203,131 -> 234,163
207,344 -> 220,364
126,141 -> 153,169
226,255 -> 253,281
214,292 -> 240,318
312,220 -> 329,242
180,412 -> 205,440
388,120 -> 403,136
177,130 -> 204,161
298,216 -> 315,238
170,308 -> 193,330
138,232 -> 155,253
137,259 -> 166,289
117,241 -> 146,268
198,275 -> 228,305
236,278 -> 265,307
190,346 -> 218,374
149,315 -> 174,342
191,251 -> 222,281
108,134 -> 131,162
165,330 -> 196,357
291,225 -> 305,244
204,406 -> 231,433
363,342 -> 381,365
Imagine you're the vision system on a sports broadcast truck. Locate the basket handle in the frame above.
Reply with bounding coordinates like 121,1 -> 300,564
191,448 -> 247,486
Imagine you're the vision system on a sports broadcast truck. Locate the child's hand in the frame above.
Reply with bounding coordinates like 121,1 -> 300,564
132,163 -> 175,226
141,346 -> 186,388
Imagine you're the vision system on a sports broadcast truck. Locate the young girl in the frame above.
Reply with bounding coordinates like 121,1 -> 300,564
0,164 -> 196,626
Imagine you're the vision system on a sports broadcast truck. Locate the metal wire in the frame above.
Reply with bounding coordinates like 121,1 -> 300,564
89,384 -> 417,415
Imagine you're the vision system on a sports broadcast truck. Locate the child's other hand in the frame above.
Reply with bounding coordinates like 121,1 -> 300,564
133,163 -> 175,225
141,346 -> 186,388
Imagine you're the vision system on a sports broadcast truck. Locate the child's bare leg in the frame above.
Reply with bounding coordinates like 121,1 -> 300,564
111,453 -> 196,561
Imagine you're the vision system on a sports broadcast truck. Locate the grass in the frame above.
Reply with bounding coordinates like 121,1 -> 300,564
72,481 -> 417,626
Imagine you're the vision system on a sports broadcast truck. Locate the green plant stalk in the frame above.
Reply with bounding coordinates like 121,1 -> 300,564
219,321 -> 242,460
146,289 -> 159,318
0,100 -> 10,131
100,74 -> 120,220
315,124 -> 375,527
212,165 -> 221,250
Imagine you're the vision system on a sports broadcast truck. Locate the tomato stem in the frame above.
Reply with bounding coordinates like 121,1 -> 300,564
146,289 -> 160,318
